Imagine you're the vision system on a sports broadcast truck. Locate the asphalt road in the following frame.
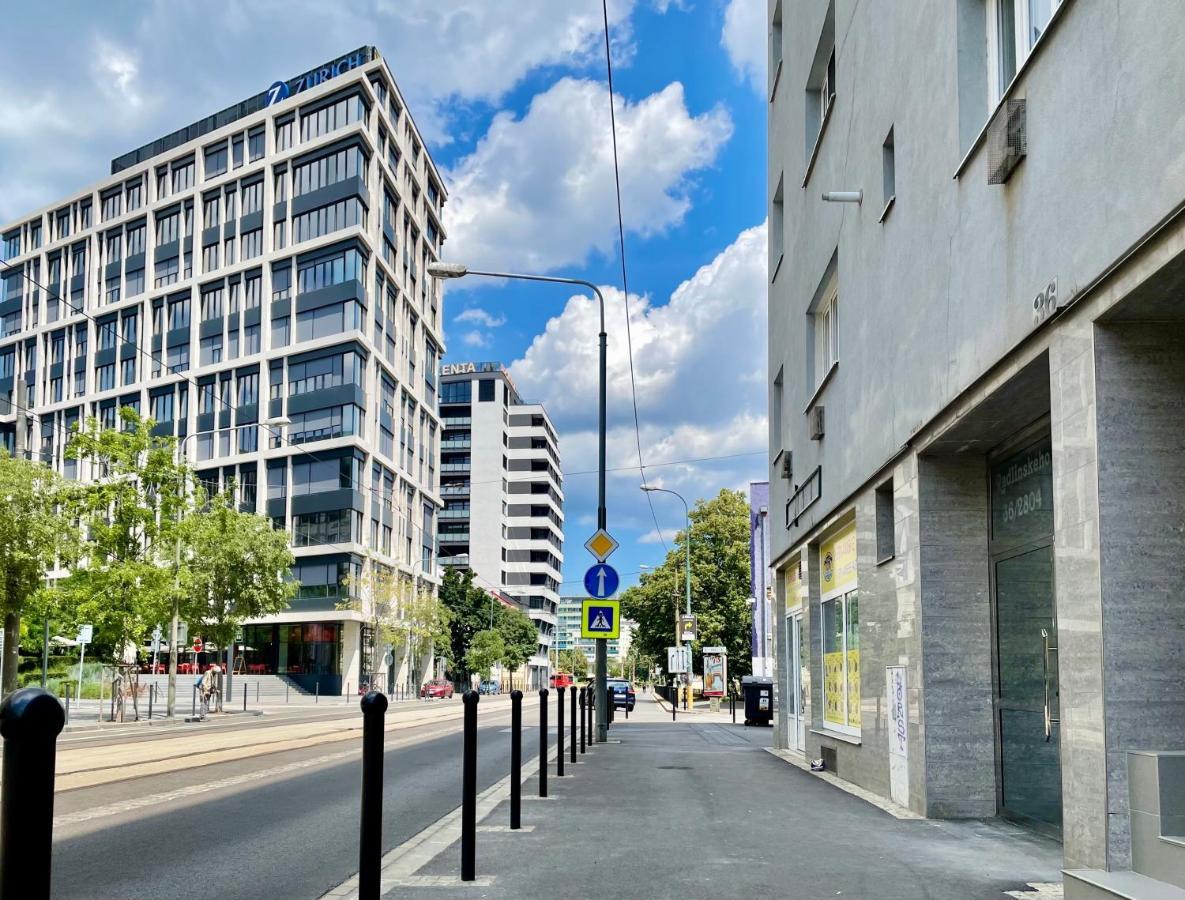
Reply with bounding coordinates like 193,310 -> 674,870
50,701 -> 547,899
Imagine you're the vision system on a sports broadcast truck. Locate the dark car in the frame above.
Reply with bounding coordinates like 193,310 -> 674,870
608,679 -> 636,711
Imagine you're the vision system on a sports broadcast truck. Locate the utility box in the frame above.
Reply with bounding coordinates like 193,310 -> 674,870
742,676 -> 774,727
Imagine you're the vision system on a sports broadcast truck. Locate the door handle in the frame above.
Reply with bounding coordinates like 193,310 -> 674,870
1040,627 -> 1059,742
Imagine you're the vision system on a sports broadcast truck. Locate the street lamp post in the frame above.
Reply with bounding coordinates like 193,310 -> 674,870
641,486 -> 692,707
427,262 -> 610,742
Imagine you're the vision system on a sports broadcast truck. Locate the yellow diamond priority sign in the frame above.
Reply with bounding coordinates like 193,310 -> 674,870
584,528 -> 619,562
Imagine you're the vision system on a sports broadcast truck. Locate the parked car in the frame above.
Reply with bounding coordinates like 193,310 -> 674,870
550,672 -> 575,689
420,679 -> 455,699
608,679 -> 636,711
479,680 -> 500,695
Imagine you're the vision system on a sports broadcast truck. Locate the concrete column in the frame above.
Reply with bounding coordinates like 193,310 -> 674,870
917,454 -> 995,818
1048,320 -> 1108,870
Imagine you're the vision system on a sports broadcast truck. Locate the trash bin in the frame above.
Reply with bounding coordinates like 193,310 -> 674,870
742,676 -> 774,727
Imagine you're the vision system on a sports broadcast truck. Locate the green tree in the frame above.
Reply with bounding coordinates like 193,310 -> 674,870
496,606 -> 537,690
392,586 -> 453,689
59,410 -> 190,654
0,452 -> 81,694
556,648 -> 588,678
179,487 -> 297,664
620,488 -> 753,679
439,568 -> 498,681
465,629 -> 505,681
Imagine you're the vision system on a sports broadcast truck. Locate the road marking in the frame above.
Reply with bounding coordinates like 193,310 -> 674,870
319,746 -> 558,898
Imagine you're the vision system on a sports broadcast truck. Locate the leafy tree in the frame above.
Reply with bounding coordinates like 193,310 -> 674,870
179,487 -> 297,663
59,410 -> 190,654
496,606 -> 537,690
0,452 -> 80,694
556,648 -> 588,678
620,488 -> 753,679
391,586 -> 453,689
440,567 -> 498,681
465,629 -> 505,681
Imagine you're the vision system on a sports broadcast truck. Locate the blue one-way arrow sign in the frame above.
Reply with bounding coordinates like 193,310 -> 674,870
583,563 -> 620,599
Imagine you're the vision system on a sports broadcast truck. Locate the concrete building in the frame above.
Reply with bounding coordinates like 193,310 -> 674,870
0,47 -> 448,697
767,1 -> 1185,891
749,482 -> 774,677
437,361 -> 563,689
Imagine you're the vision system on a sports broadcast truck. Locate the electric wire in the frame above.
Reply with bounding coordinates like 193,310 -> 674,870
600,0 -> 669,553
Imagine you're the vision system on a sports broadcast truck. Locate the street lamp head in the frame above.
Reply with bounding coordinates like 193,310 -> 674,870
639,485 -> 656,493
263,415 -> 291,428
426,261 -> 469,280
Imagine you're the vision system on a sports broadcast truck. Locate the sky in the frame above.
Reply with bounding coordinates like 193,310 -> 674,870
0,0 -> 769,595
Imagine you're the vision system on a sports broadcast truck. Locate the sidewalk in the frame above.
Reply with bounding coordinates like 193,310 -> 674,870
385,696 -> 1064,899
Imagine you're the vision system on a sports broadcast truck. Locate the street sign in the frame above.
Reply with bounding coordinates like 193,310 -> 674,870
383,651 -> 394,668
193,637 -> 204,653
666,646 -> 690,674
177,622 -> 188,647
679,614 -> 697,642
151,625 -> 162,653
581,598 -> 620,639
583,563 -> 619,599
583,528 -> 619,562
77,624 -> 93,644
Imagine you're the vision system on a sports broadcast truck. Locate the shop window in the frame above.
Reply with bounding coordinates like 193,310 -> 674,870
819,522 -> 859,733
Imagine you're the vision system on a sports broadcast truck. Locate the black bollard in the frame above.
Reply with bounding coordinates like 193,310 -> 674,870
510,689 -> 522,830
671,679 -> 677,721
569,684 -> 576,765
316,682 -> 320,704
148,684 -> 154,720
461,690 -> 479,882
731,691 -> 736,724
1,688 -> 66,900
557,686 -> 565,777
358,691 -> 388,900
579,688 -> 586,754
243,682 -> 247,712
538,688 -> 549,798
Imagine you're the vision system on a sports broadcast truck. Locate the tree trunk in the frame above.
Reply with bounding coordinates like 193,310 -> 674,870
3,611 -> 20,697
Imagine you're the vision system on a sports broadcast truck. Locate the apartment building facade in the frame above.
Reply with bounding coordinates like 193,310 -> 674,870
0,47 -> 448,696
437,362 -> 563,689
768,0 -> 1185,887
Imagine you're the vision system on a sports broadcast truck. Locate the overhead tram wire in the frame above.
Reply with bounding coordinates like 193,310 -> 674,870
601,0 -> 669,553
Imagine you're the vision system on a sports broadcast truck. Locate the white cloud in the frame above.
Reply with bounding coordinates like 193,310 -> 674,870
460,330 -> 490,347
444,78 -> 732,274
94,39 -> 143,109
722,0 -> 766,91
454,308 -> 507,328
509,221 -> 768,538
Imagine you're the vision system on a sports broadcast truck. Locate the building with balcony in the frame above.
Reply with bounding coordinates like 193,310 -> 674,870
768,1 -> 1185,889
437,361 -> 563,689
0,47 -> 447,696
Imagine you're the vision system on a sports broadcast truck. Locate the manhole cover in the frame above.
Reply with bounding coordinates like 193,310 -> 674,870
656,765 -> 692,770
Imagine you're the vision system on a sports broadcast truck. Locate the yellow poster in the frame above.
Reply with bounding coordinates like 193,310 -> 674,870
824,651 -> 846,726
846,648 -> 861,728
820,522 -> 857,596
787,555 -> 805,609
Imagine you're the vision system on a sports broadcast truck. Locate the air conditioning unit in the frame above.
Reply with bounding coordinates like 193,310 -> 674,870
809,406 -> 825,441
987,98 -> 1026,185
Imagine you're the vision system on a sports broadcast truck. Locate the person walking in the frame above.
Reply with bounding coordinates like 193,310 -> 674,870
199,664 -> 221,717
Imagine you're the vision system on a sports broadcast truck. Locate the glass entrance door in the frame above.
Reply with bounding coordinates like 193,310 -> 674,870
994,544 -> 1061,830
785,612 -> 805,751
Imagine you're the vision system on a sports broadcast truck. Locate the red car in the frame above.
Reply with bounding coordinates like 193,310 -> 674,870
420,679 -> 455,699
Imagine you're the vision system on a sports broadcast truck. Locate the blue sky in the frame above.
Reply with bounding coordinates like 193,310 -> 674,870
0,0 -> 769,594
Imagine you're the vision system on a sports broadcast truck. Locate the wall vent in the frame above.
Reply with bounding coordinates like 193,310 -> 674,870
987,98 -> 1026,184
809,406 -> 825,441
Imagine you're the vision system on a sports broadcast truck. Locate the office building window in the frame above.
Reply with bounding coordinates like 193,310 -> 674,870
151,391 -> 174,423
121,357 -> 136,385
127,222 -> 146,256
478,379 -> 495,402
201,286 -> 223,321
276,118 -> 294,151
224,237 -> 236,267
126,268 -> 145,297
203,244 -> 219,273
293,146 -> 367,196
290,404 -> 363,444
171,159 -> 195,193
296,301 -> 363,342
101,191 -> 122,222
272,316 -> 290,347
242,181 -> 263,216
200,335 -> 223,365
126,179 -> 143,211
244,323 -> 260,355
167,296 -> 190,330
300,95 -> 367,141
297,248 -> 365,294
155,257 -> 180,288
293,509 -> 359,547
98,320 -> 117,351
273,221 -> 287,250
156,211 -> 179,245
203,194 -> 220,228
232,135 -> 244,169
881,127 -> 896,217
96,363 -> 116,392
166,343 -> 189,373
288,350 -> 363,395
241,229 -> 262,260
988,0 -> 1063,103
292,198 -> 366,243
248,128 -> 265,162
245,273 -> 261,308
292,456 -> 352,495
204,142 -> 228,179
267,464 -> 287,500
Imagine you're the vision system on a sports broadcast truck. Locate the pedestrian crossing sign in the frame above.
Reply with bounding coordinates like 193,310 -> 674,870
581,598 -> 620,639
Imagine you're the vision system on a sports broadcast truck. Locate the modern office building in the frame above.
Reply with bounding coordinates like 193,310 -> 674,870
768,1 -> 1185,890
0,47 -> 448,696
437,361 -> 563,689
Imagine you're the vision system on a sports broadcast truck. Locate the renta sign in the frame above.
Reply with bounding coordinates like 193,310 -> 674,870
266,48 -> 373,107
440,362 -> 503,377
